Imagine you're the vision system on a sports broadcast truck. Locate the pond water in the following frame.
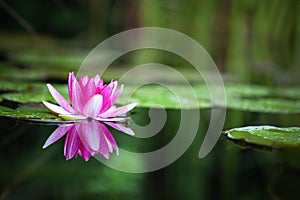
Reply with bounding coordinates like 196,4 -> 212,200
1,108 -> 299,200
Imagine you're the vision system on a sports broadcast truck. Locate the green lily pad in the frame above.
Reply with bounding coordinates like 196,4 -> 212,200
0,105 -> 14,115
275,87 -> 300,99
118,84 -> 211,109
119,84 -> 300,112
0,71 -> 299,112
0,82 -> 300,113
2,93 -> 53,103
225,126 -> 300,149
225,84 -> 271,98
0,64 -> 71,81
0,83 -> 68,103
0,105 -> 74,124
0,81 -> 34,92
0,105 -> 52,119
10,51 -> 85,70
226,84 -> 300,99
226,98 -> 300,113
15,106 -> 60,120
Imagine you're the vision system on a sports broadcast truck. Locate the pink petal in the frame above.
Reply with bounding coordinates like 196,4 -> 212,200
111,84 -> 124,105
77,121 -> 101,152
83,78 -> 96,102
95,78 -> 103,94
100,103 -> 137,118
68,72 -> 75,103
43,125 -> 72,148
98,106 -> 114,116
82,94 -> 103,117
100,123 -> 119,154
106,140 -> 113,153
71,77 -> 85,112
99,134 -> 110,159
79,75 -> 89,87
100,101 -> 112,114
99,82 -> 122,113
78,144 -> 91,161
94,121 -> 110,157
93,75 -> 101,85
109,81 -> 118,97
105,122 -> 135,136
101,81 -> 115,99
42,101 -> 71,115
47,84 -> 75,113
102,151 -> 110,159
64,126 -> 80,160
102,81 -> 117,99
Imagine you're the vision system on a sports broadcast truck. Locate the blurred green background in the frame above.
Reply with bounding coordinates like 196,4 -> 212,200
0,0 -> 300,199
1,0 -> 299,85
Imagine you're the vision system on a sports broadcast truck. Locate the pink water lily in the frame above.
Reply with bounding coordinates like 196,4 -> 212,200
42,72 -> 136,160
42,72 -> 136,122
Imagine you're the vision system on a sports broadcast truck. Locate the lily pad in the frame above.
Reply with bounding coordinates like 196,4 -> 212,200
226,98 -> 300,114
0,82 -> 68,103
10,51 -> 85,70
225,126 -> 300,149
0,105 -> 74,124
0,81 -> 35,92
15,106 -> 58,118
225,84 -> 271,98
0,105 -> 14,115
0,64 -> 71,81
2,93 -> 53,103
119,84 -> 300,112
118,84 -> 211,109
0,82 -> 300,113
226,84 -> 300,99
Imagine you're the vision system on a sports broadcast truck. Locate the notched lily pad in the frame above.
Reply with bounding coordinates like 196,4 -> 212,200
225,126 -> 300,149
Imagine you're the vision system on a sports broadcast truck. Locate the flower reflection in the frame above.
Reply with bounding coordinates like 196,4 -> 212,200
43,119 -> 134,161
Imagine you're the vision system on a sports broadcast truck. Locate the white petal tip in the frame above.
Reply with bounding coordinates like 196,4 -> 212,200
42,101 -> 71,115
127,130 -> 135,136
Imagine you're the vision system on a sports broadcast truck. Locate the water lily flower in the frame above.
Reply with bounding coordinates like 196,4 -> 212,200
43,72 -> 137,122
42,72 -> 136,160
43,120 -> 126,161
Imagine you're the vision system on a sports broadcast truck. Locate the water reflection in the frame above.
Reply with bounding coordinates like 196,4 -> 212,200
43,119 -> 134,161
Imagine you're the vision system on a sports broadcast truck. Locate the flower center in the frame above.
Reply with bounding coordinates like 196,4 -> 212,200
87,117 -> 93,122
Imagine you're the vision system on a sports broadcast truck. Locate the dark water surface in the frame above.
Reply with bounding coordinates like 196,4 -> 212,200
0,108 -> 300,200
